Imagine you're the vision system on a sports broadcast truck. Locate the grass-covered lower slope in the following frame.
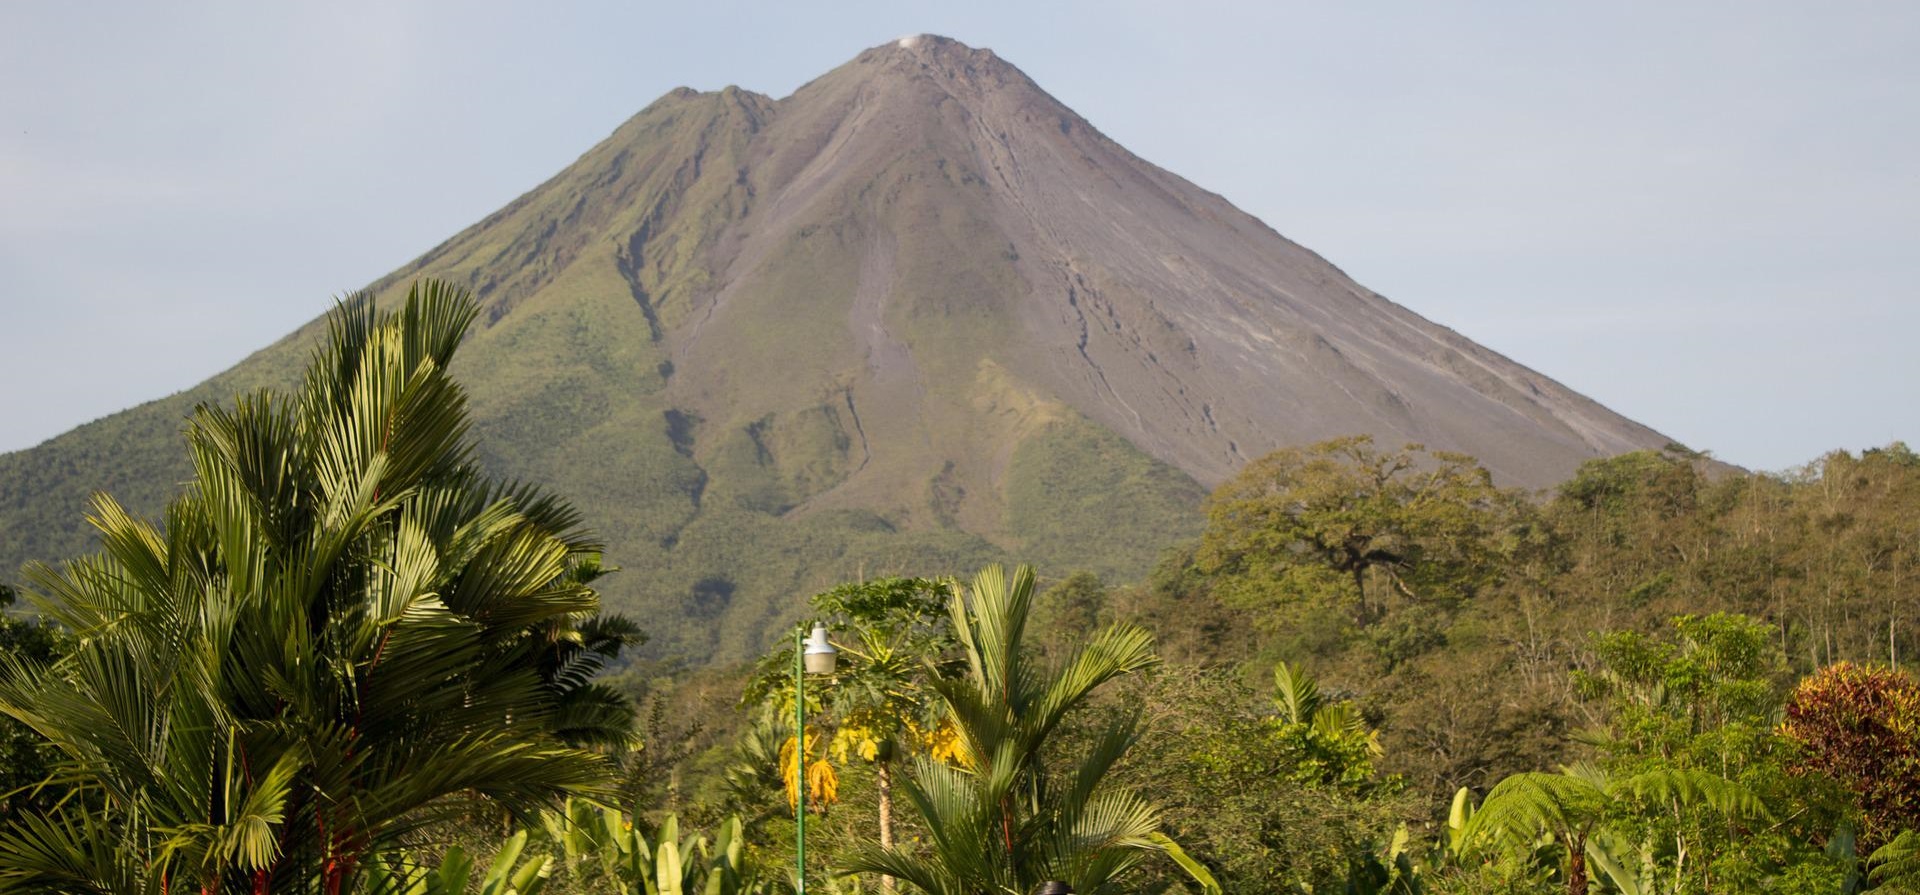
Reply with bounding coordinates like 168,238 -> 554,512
438,266 -> 1202,661
0,396 -> 197,575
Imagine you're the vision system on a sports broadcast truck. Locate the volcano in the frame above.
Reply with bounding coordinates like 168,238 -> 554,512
0,36 -> 1672,659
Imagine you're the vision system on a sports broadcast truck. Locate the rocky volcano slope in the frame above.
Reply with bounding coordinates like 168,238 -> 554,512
0,36 -> 1672,660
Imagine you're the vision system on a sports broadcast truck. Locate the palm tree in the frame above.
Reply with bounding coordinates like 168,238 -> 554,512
838,564 -> 1163,895
0,282 -> 625,893
1270,661 -> 1382,784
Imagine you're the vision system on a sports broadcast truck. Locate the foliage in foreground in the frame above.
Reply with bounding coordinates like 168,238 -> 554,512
1783,662 -> 1920,846
739,578 -> 960,850
0,282 -> 632,893
373,803 -> 775,895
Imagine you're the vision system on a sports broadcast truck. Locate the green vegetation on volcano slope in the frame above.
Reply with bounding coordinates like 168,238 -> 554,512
0,368 -> 1201,666
1109,437 -> 1920,810
0,281 -> 1204,667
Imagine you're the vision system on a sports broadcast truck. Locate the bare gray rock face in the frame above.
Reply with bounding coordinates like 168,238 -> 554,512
634,35 -> 1671,491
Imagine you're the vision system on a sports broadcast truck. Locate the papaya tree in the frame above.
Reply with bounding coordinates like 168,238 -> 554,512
742,577 -> 959,892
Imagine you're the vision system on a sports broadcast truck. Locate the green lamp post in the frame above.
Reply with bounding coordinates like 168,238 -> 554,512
795,621 -> 838,895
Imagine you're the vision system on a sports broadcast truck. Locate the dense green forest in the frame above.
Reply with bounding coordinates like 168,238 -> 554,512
630,436 -> 1920,894
2,281 -> 1918,893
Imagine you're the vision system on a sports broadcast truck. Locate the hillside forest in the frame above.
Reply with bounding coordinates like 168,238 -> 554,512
1,281 -> 1918,894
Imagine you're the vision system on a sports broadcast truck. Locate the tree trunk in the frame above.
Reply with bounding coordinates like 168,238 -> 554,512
1567,836 -> 1588,895
878,760 -> 896,895
1351,566 -> 1370,625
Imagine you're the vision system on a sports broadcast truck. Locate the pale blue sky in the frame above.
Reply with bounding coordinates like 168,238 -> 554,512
1,1 -> 1915,471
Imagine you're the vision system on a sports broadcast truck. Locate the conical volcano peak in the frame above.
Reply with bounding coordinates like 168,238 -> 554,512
840,33 -> 1035,98
888,33 -> 984,57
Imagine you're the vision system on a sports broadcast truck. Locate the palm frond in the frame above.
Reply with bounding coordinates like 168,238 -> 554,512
1271,660 -> 1321,725
1030,623 -> 1156,745
1147,833 -> 1220,895
0,807 -> 149,894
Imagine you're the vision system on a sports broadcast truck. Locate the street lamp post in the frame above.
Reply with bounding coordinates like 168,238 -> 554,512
795,622 -> 837,895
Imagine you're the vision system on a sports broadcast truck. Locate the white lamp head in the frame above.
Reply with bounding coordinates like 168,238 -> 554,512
802,622 -> 838,675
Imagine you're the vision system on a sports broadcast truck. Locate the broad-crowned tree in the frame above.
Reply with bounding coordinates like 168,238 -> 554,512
1198,436 -> 1518,627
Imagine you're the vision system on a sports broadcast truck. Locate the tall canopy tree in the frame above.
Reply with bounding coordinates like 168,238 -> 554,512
0,282 -> 630,894
1197,436 -> 1517,626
